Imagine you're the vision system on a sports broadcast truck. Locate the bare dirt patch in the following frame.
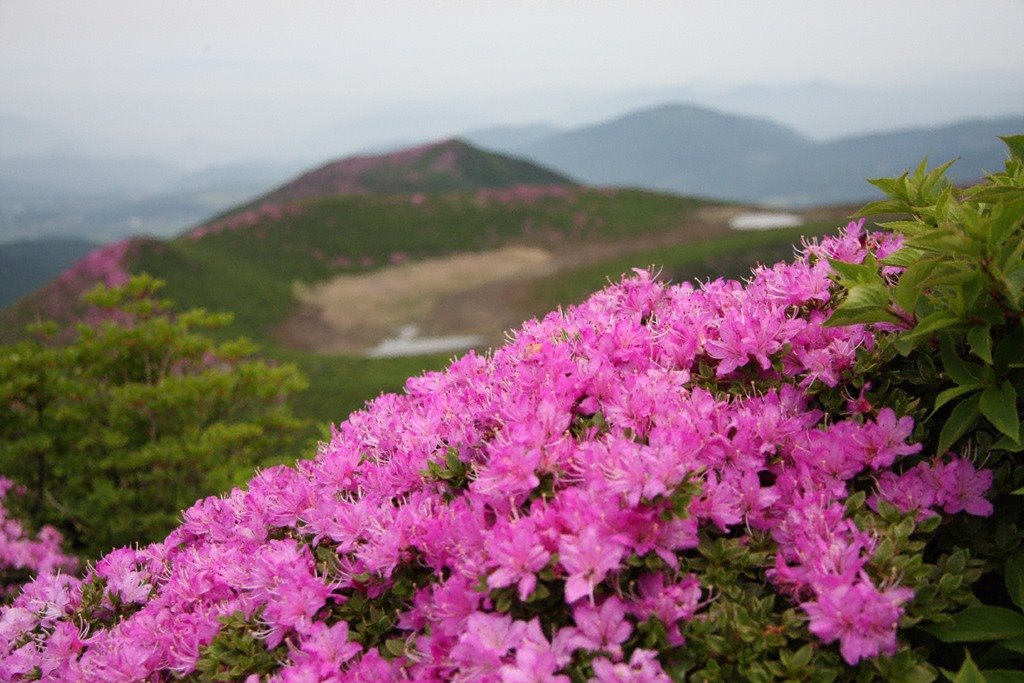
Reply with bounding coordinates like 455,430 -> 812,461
273,204 -> 844,356
278,246 -> 556,354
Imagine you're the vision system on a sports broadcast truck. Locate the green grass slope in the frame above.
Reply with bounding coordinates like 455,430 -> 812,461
129,188 -> 710,340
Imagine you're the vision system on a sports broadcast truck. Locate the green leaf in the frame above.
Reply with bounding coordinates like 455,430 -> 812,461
826,283 -> 898,327
867,175 -> 904,197
525,583 -> 551,603
895,258 -> 939,313
967,325 -> 994,364
937,395 -> 981,455
921,159 -> 956,197
1001,135 -> 1024,163
1000,637 -> 1024,655
980,382 -> 1020,439
896,311 -> 961,353
979,671 -> 1024,683
828,257 -> 882,285
826,305 -> 900,327
993,429 -> 1024,453
941,337 -> 984,386
934,384 -> 984,414
384,638 -> 406,658
928,606 -> 1024,642
882,246 -> 927,268
988,196 -> 1024,248
1007,552 -> 1024,611
949,652 -> 985,683
856,198 -> 912,216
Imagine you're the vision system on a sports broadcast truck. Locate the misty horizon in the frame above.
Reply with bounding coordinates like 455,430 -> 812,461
3,0 -> 1024,169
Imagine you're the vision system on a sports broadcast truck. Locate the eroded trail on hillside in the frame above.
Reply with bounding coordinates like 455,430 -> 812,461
273,204 -> 856,356
279,246 -> 557,354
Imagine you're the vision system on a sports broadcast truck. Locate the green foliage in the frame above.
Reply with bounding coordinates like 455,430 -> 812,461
187,611 -> 288,682
827,137 -> 1024,675
0,275 -> 307,559
835,142 -> 1024,456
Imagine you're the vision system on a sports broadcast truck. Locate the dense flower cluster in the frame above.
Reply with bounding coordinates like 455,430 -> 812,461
0,478 -> 77,598
0,221 -> 994,680
28,239 -> 137,322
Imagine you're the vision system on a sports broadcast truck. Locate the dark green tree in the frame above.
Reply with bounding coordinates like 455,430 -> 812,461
0,275 -> 307,559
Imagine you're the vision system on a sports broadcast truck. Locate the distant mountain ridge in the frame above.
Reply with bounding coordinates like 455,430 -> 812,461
0,237 -> 99,307
468,103 -> 1024,205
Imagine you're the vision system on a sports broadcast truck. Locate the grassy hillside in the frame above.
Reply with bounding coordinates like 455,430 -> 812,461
0,138 -> 862,451
276,221 -> 842,441
130,188 -> 710,340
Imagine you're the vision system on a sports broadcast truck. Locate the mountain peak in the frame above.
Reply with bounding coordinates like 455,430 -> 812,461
259,137 -> 574,205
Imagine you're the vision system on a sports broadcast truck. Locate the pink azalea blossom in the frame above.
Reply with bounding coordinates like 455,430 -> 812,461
803,580 -> 913,664
0,221 -> 986,679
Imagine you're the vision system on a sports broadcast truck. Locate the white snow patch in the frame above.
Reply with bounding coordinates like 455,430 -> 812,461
367,325 -> 483,358
729,212 -> 804,231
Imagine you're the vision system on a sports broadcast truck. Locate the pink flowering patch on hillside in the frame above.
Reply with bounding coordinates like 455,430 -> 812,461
473,184 -> 576,207
0,478 -> 77,598
186,203 -> 301,240
0,221 -> 995,680
21,239 -> 144,325
255,140 -> 469,205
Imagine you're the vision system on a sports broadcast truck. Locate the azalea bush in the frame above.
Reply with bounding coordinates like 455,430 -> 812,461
1,139 -> 1022,681
0,477 -> 77,600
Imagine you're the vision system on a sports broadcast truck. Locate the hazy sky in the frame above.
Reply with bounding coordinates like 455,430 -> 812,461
2,0 -> 1023,166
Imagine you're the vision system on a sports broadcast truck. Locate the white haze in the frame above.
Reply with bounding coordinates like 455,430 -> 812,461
1,0 -> 1023,169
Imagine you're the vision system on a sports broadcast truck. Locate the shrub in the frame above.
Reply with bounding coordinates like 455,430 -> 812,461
1,140 -> 1022,681
0,276 -> 308,559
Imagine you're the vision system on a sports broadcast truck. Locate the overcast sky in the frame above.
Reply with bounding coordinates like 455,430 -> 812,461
2,0 -> 1023,166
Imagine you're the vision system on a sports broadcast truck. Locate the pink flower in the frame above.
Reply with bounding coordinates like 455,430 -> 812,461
856,408 -> 922,469
633,573 -> 702,646
487,519 -> 551,600
939,458 -> 994,516
559,527 -> 625,604
568,596 -> 632,660
802,580 -> 913,664
283,621 -> 362,677
591,649 -> 672,682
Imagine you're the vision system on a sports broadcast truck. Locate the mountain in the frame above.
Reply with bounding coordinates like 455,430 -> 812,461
582,77 -> 1024,141
259,138 -> 574,202
0,237 -> 99,307
483,103 -> 1023,206
2,139 -> 721,346
781,119 -> 1023,205
185,138 -> 577,239
513,103 -> 812,200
